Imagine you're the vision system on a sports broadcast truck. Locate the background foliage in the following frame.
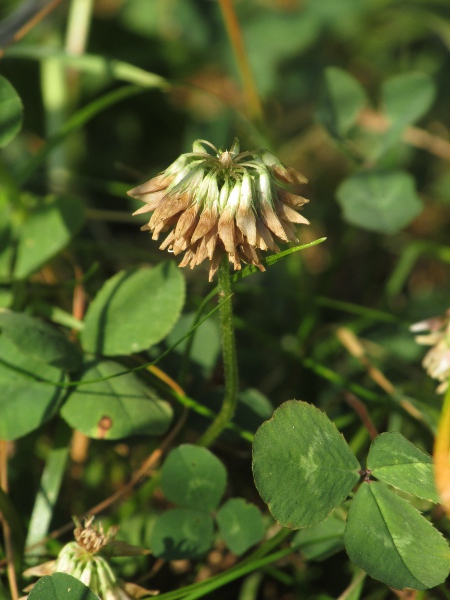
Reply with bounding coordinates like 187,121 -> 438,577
1,0 -> 450,598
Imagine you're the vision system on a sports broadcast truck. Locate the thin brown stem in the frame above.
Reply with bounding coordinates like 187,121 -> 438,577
218,0 -> 263,124
336,327 -> 426,425
0,0 -> 63,59
0,441 -> 19,600
69,262 -> 90,465
343,391 -> 378,441
358,108 -> 450,162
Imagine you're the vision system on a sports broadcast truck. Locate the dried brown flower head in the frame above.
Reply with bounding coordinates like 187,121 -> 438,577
74,516 -> 119,554
128,139 -> 309,280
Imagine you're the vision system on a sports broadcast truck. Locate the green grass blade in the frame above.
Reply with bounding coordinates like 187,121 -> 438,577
25,421 -> 71,553
5,47 -> 170,90
16,84 -> 144,185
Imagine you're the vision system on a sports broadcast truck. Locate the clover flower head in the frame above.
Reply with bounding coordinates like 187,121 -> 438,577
410,309 -> 450,393
128,139 -> 310,281
23,518 -> 157,599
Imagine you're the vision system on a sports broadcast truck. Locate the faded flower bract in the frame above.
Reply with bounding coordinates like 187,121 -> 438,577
128,139 -> 309,280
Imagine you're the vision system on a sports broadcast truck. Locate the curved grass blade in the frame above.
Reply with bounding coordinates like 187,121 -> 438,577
17,84 -> 144,184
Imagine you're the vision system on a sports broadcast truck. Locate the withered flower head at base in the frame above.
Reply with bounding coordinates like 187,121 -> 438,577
128,139 -> 310,281
22,518 -> 157,600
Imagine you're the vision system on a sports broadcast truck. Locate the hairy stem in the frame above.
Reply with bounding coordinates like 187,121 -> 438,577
198,258 -> 239,447
218,0 -> 263,124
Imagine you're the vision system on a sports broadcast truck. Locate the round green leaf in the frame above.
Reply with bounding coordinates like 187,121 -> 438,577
151,508 -> 214,560
336,169 -> 423,234
379,73 -> 436,153
28,573 -> 99,600
0,76 -> 23,148
316,66 -> 367,138
14,195 -> 85,280
81,262 -> 185,356
166,312 -> 220,377
233,388 -> 274,435
292,508 -> 346,561
0,199 -> 14,280
367,432 -> 439,503
383,72 -> 436,127
252,400 -> 361,529
160,444 -> 227,511
61,359 -> 173,439
216,498 -> 265,555
0,309 -> 82,371
0,336 -> 66,440
344,482 -> 450,590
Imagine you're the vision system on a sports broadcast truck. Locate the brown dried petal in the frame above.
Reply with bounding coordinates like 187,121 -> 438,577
159,230 -> 176,251
239,243 -> 265,271
122,581 -> 159,598
260,204 -> 289,242
205,224 -> 219,259
279,218 -> 299,242
255,219 -> 280,252
276,200 -> 310,225
277,188 -> 309,207
208,248 -> 224,281
174,204 -> 201,238
228,251 -> 241,271
173,232 -> 193,255
23,561 -> 56,578
234,226 -> 245,245
132,201 -> 158,216
191,206 -> 218,243
236,206 -> 257,246
127,174 -> 172,197
193,237 -> 209,265
272,165 -> 308,185
218,210 -> 237,255
152,215 -> 175,239
178,248 -> 196,268
151,191 -> 191,223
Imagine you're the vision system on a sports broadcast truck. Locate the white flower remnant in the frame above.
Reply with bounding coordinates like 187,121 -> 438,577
410,309 -> 450,393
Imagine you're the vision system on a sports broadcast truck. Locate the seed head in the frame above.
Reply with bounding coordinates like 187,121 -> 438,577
128,139 -> 309,281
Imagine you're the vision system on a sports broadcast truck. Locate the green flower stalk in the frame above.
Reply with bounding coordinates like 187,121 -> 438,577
128,139 -> 310,280
23,518 -> 157,599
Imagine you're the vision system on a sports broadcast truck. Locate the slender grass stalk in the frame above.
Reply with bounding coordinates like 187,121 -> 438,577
41,43 -> 69,190
433,383 -> 450,516
0,441 -> 19,600
154,529 -> 293,600
198,257 -> 239,447
65,0 -> 94,58
218,0 -> 263,124
25,421 -> 71,552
